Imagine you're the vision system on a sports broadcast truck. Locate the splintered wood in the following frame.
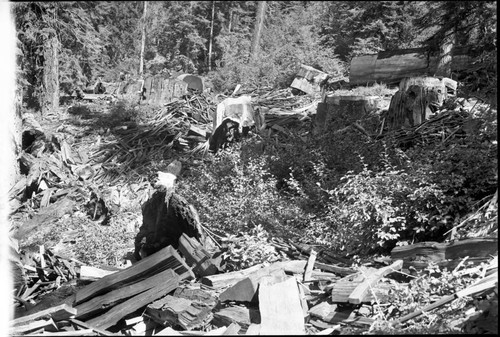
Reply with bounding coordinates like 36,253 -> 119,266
75,245 -> 192,305
258,276 -> 305,335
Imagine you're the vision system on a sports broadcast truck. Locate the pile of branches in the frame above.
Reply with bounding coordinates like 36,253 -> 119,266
383,108 -> 474,149
91,88 -> 321,183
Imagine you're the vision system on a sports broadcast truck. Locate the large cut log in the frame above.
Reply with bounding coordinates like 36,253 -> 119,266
258,276 -> 305,335
75,245 -> 193,306
178,233 -> 219,277
349,46 -> 479,85
391,237 -> 498,268
74,267 -> 182,320
86,269 -> 179,330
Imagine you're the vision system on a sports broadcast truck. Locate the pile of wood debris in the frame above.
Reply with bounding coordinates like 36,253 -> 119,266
10,229 -> 498,335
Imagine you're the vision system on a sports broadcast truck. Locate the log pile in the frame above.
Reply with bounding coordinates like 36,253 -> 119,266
382,106 -> 477,149
10,234 -> 497,335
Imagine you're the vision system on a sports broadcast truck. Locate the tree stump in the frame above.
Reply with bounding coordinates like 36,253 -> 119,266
134,190 -> 206,261
314,95 -> 381,134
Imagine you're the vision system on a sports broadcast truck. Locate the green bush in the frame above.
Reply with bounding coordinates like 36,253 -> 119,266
177,144 -> 310,240
323,161 -> 448,255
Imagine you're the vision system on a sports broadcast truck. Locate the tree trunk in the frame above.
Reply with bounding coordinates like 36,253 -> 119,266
139,1 -> 148,77
208,1 -> 215,72
41,33 -> 59,115
435,29 -> 455,77
250,1 -> 266,61
228,8 -> 233,32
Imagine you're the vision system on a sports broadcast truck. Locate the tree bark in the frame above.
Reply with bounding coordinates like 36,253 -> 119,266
435,28 -> 455,77
250,1 -> 266,61
208,1 -> 215,72
139,1 -> 148,77
41,33 -> 59,115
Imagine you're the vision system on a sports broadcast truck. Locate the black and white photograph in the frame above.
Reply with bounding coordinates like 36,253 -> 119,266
2,1 -> 497,335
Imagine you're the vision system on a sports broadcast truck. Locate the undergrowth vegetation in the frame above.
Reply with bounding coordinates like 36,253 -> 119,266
178,103 -> 497,260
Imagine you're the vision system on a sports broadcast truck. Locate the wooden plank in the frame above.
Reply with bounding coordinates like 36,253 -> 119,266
331,269 -> 392,303
12,303 -> 76,326
297,282 -> 309,323
38,329 -> 94,336
201,260 -> 309,289
348,260 -> 403,304
75,267 -> 181,320
79,265 -> 117,282
245,323 -> 260,335
69,318 -> 116,336
313,262 -> 355,277
155,326 -> 183,336
222,322 -> 241,335
178,233 -> 219,277
218,269 -> 287,303
303,249 -> 317,282
10,318 -> 58,334
85,269 -> 180,330
75,245 -> 192,305
201,264 -> 265,288
258,276 -> 305,335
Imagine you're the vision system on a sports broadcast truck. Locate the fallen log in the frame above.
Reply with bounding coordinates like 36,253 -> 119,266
391,237 -> 498,269
85,269 -> 180,330
75,245 -> 193,305
349,45 -> 479,85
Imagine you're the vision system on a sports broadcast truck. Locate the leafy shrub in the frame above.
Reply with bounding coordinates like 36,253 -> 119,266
177,142 -> 311,241
323,159 -> 448,255
219,224 -> 285,272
